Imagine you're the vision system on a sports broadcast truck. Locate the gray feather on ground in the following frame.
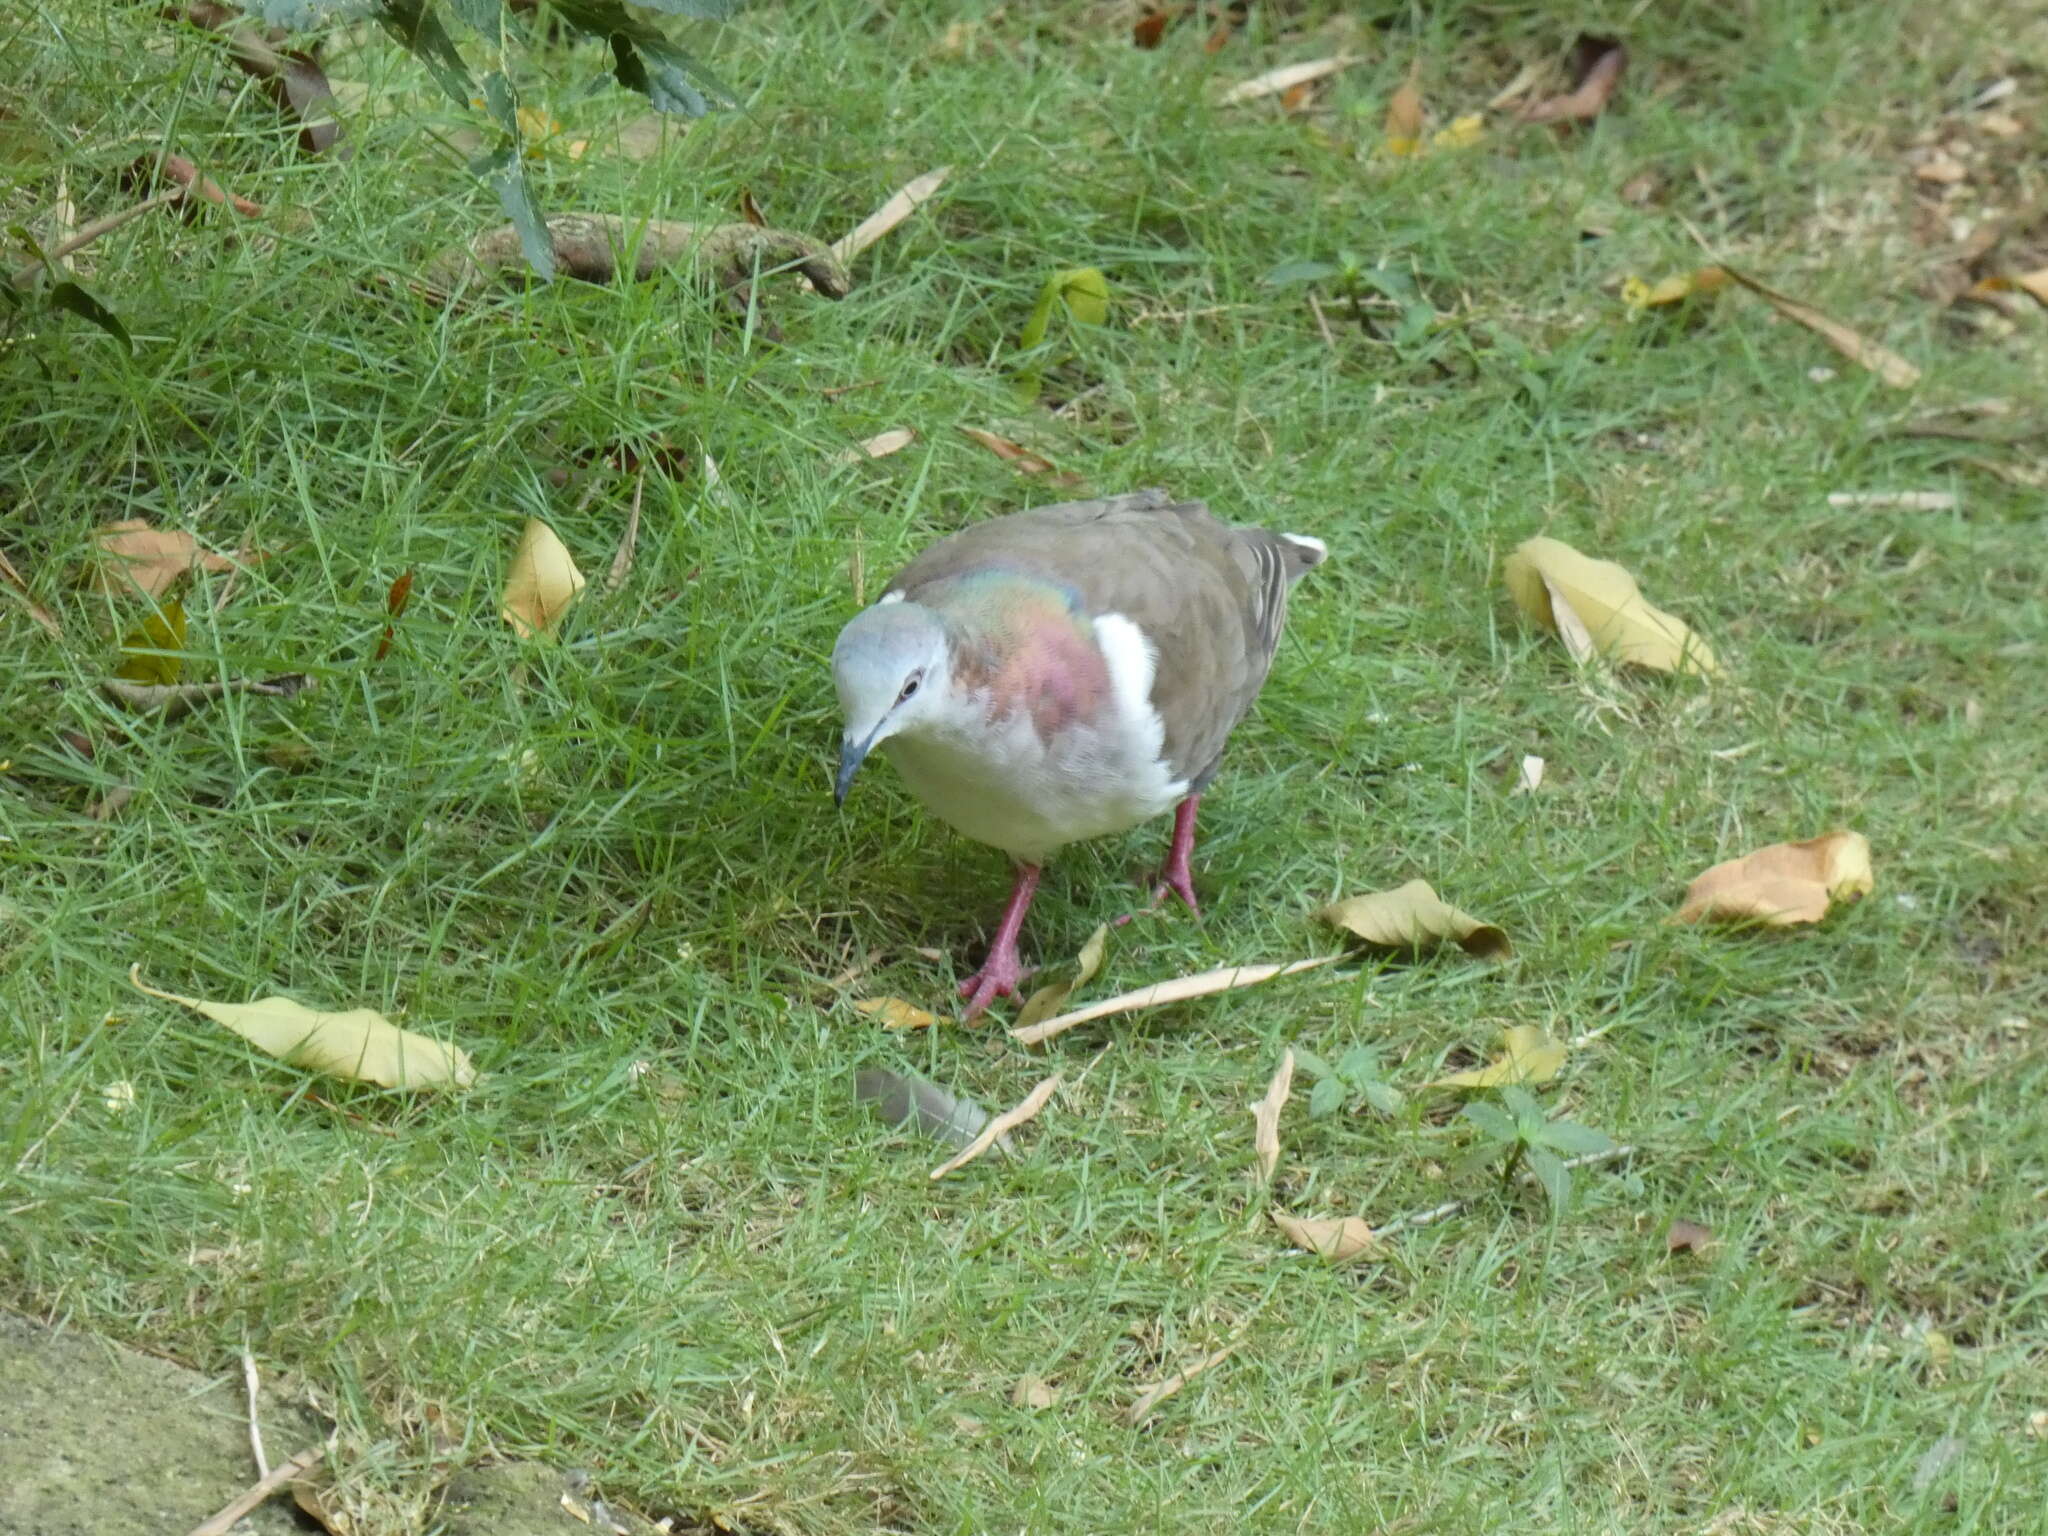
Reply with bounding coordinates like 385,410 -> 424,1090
855,1069 -> 1015,1156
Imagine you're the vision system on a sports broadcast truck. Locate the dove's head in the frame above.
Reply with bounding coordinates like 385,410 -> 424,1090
831,598 -> 955,804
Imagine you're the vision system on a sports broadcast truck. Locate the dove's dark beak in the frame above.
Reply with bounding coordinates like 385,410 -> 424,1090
834,734 -> 872,807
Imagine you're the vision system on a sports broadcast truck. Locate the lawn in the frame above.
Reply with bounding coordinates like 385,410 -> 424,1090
4,0 -> 2047,1530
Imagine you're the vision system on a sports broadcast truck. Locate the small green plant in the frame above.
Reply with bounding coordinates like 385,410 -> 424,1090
1458,1085 -> 1614,1212
1262,251 -> 1436,348
1292,1045 -> 1406,1119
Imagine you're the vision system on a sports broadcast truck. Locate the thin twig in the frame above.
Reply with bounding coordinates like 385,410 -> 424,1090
8,190 -> 185,289
184,1444 -> 323,1536
1306,290 -> 1338,350
241,1349 -> 268,1477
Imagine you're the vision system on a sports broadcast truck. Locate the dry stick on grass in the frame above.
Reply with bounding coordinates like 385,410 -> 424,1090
1306,290 -> 1337,350
184,1445 -> 323,1536
241,1349 -> 268,1478
7,189 -> 185,290
1126,1344 -> 1239,1426
929,1073 -> 1061,1179
1010,955 -> 1342,1046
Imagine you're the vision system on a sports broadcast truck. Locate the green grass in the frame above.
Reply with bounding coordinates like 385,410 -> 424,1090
5,1 -> 2048,1530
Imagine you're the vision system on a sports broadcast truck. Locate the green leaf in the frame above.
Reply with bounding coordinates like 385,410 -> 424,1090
1535,1119 -> 1614,1157
47,282 -> 132,351
1452,1143 -> 1507,1179
1360,1079 -> 1406,1115
116,600 -> 187,686
372,1 -> 478,104
1308,1076 -> 1346,1119
1525,1146 -> 1571,1210
1336,1045 -> 1380,1083
444,0 -> 502,33
634,0 -> 744,16
1461,1101 -> 1517,1143
1289,1046 -> 1335,1081
1018,267 -> 1109,353
550,0 -> 735,113
1263,259 -> 1339,287
1499,1084 -> 1542,1124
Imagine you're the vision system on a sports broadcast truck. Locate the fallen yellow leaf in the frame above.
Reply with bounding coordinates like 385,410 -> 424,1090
1431,112 -> 1485,150
501,517 -> 586,638
1009,954 -> 1341,1046
1251,1047 -> 1294,1183
1503,536 -> 1718,675
930,1073 -> 1061,1179
1220,55 -> 1358,107
115,599 -> 186,686
1672,831 -> 1873,927
1384,64 -> 1425,156
1622,265 -> 1730,311
838,427 -> 917,464
1270,1210 -> 1376,1262
1319,879 -> 1509,957
1429,1024 -> 1566,1090
130,964 -> 475,1089
1013,923 -> 1110,1033
853,996 -> 939,1030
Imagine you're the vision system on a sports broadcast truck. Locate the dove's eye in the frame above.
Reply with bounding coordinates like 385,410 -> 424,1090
897,673 -> 923,703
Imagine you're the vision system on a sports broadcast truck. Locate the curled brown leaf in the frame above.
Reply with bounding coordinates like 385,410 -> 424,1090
1522,35 -> 1626,125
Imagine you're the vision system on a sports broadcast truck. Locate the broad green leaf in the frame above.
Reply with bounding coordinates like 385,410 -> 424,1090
116,599 -> 186,686
1461,1100 -> 1517,1142
1288,1046 -> 1335,1081
48,281 -> 131,350
1500,1084 -> 1541,1124
1430,1025 -> 1566,1091
1319,879 -> 1509,958
1336,1045 -> 1380,1082
130,965 -> 475,1089
1018,268 -> 1109,352
372,1 -> 477,103
1525,1146 -> 1570,1209
1361,1079 -> 1406,1115
1308,1076 -> 1346,1119
1536,1119 -> 1615,1157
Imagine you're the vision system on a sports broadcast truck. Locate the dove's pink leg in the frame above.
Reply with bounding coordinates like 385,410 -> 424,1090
958,862 -> 1041,1020
1150,795 -> 1202,914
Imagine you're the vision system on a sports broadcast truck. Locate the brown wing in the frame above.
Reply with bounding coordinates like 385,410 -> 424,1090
886,490 -> 1323,786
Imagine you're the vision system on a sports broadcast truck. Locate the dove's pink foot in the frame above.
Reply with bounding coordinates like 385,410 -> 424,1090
957,862 -> 1041,1021
1148,795 -> 1203,915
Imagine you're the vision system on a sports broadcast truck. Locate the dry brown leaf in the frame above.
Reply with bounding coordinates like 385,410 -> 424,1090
1279,80 -> 1317,115
1487,62 -> 1543,110
1384,65 -> 1424,155
957,427 -> 1084,487
838,427 -> 917,464
854,996 -> 940,1031
2014,269 -> 2048,305
1672,832 -> 1874,927
832,167 -> 951,264
1428,1024 -> 1566,1090
87,785 -> 135,822
1270,1210 -> 1376,1262
738,186 -> 767,227
1667,1218 -> 1713,1254
501,517 -> 586,638
1132,7 -> 1181,48
1522,35 -> 1626,125
130,964 -> 475,1089
0,546 -> 63,639
1219,56 -> 1357,107
1914,151 -> 1968,185
1504,536 -> 1719,675
930,1073 -> 1061,1179
1009,954 -> 1341,1046
94,519 -> 240,600
1826,491 -> 1957,511
1011,1375 -> 1057,1410
1251,1047 -> 1294,1183
148,152 -> 265,217
1126,1344 -> 1237,1426
1319,879 -> 1509,958
606,473 -> 643,594
1719,265 -> 1921,388
1012,922 -> 1109,1033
